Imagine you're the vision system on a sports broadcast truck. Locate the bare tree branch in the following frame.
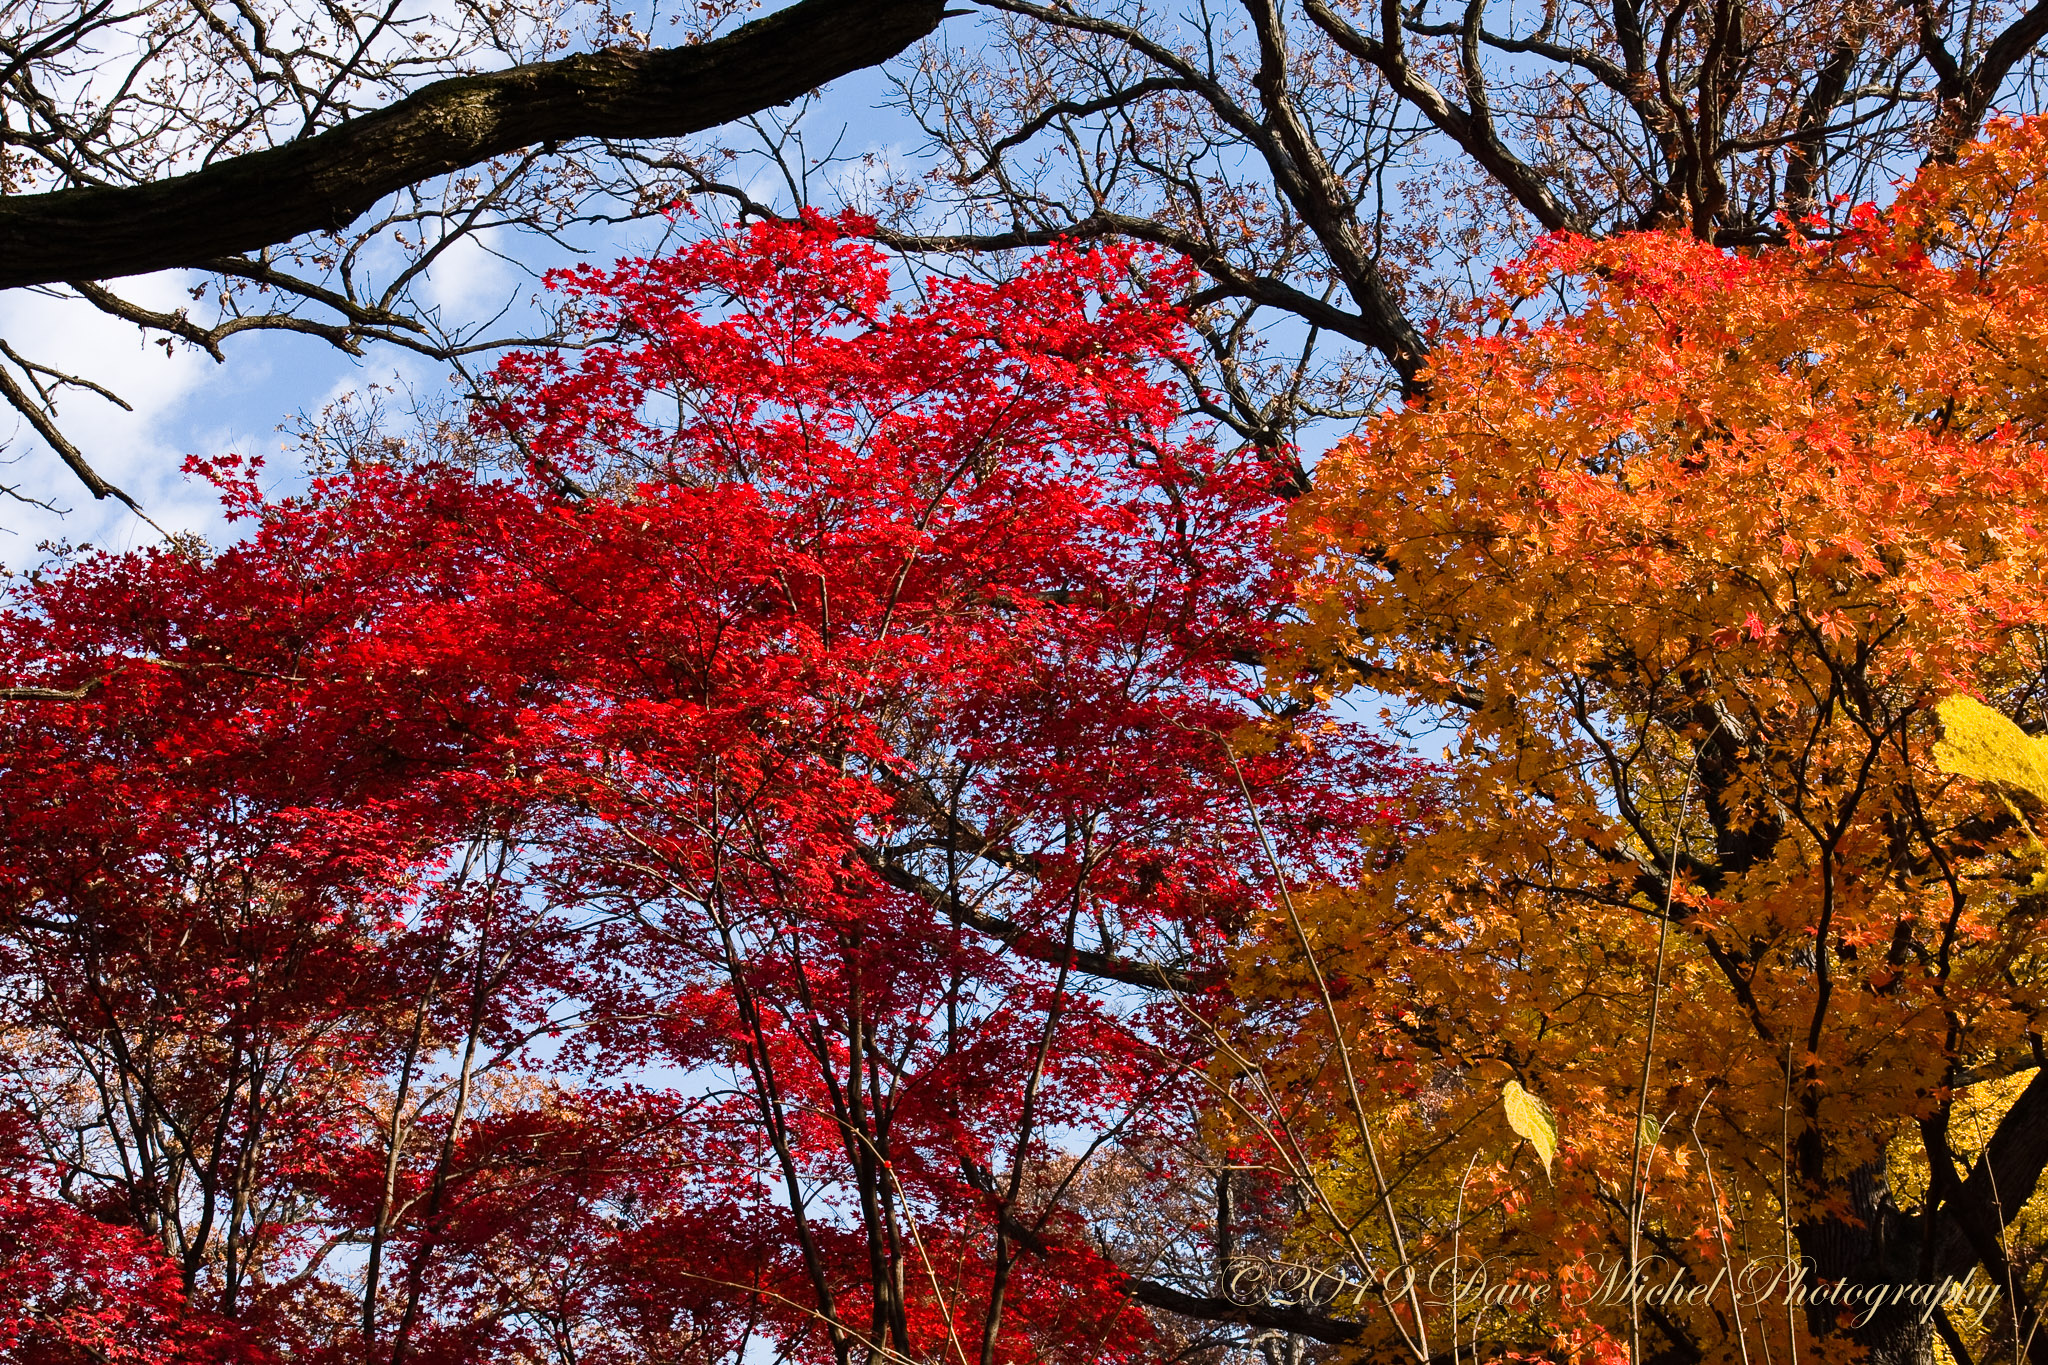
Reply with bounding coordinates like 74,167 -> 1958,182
0,0 -> 951,290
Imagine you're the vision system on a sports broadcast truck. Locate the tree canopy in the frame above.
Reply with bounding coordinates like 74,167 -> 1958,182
12,9 -> 2048,1358
1251,113 -> 2048,1365
0,217 -> 1406,1362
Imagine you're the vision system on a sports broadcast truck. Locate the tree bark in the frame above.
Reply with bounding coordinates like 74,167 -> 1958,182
0,0 -> 949,289
1795,1069 -> 2048,1365
1126,1276 -> 1370,1344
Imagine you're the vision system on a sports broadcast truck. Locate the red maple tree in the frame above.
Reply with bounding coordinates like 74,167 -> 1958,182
0,218 -> 1410,1362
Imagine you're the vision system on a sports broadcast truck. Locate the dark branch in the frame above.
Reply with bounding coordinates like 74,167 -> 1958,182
0,0 -> 950,289
1125,1276 -> 1370,1344
1925,0 -> 2048,158
1302,0 -> 1576,234
866,217 -> 1394,351
866,854 -> 1201,993
0,354 -> 140,507
1935,1065 -> 2048,1279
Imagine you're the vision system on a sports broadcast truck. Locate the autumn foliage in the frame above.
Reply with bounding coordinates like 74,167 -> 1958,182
1264,118 -> 2048,1363
17,115 -> 2048,1365
0,221 -> 1403,1362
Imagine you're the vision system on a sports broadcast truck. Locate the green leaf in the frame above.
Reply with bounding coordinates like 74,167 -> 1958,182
1502,1079 -> 1558,1178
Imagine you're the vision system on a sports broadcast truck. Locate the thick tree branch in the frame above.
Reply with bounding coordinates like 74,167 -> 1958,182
1923,0 -> 2048,158
0,683 -> 102,701
0,0 -> 950,289
1125,1276 -> 1370,1344
1935,1065 -> 2048,1280
866,854 -> 1200,992
866,216 -> 1395,351
1784,35 -> 1864,210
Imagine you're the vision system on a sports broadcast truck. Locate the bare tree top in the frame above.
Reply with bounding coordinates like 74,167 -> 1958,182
705,0 -> 2048,456
0,0 -> 948,507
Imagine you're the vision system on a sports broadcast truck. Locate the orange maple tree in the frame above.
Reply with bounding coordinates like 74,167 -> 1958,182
1235,118 -> 2048,1365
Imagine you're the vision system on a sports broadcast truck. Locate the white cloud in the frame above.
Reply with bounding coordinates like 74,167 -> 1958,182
0,281 -> 221,569
0,276 -> 363,574
421,231 -> 516,320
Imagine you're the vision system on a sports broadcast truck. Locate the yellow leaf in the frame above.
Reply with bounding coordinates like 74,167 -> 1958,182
1933,694 -> 2048,805
1502,1079 -> 1558,1177
1933,694 -> 2048,890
